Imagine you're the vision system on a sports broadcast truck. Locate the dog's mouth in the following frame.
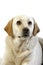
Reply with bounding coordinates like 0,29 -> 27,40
18,34 -> 29,38
18,30 -> 29,38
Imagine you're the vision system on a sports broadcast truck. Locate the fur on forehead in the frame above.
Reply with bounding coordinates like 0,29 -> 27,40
13,15 -> 29,21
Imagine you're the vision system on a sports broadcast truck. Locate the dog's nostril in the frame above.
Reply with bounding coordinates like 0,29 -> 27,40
23,28 -> 29,33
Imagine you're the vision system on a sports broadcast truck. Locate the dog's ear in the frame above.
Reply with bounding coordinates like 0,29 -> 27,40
4,18 -> 14,37
33,21 -> 40,36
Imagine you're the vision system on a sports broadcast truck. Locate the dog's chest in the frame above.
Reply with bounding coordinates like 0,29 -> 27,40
13,38 -> 28,52
6,36 -> 40,65
11,37 -> 37,65
13,37 -> 37,53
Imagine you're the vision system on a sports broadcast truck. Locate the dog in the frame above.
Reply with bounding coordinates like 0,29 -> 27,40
2,15 -> 42,65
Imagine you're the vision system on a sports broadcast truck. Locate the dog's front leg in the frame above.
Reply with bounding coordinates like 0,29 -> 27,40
17,50 -> 32,59
22,62 -> 27,65
15,50 -> 31,65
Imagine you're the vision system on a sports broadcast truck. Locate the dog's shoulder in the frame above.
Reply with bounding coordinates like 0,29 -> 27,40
5,36 -> 13,48
5,36 -> 13,42
27,36 -> 39,50
31,36 -> 39,43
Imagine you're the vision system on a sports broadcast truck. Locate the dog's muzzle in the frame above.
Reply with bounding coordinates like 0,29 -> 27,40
22,27 -> 29,37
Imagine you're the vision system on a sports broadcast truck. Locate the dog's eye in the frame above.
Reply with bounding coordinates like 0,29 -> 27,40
16,21 -> 21,25
28,21 -> 32,25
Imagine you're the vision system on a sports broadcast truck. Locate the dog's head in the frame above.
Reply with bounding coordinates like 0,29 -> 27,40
4,15 -> 40,39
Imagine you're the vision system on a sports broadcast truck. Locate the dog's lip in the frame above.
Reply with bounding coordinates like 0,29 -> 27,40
18,36 -> 23,38
18,36 -> 22,38
18,35 -> 29,38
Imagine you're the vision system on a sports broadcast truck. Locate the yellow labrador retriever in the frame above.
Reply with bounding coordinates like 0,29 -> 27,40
2,15 -> 42,65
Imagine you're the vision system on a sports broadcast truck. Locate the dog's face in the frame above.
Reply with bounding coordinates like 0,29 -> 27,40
4,15 -> 40,39
13,16 -> 35,38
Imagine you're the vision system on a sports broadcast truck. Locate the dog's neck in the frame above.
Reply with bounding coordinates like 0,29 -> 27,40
12,36 -> 33,52
12,37 -> 27,49
6,35 -> 37,53
13,37 -> 30,47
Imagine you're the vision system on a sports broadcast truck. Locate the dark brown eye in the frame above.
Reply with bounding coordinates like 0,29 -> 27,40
28,21 -> 32,25
16,21 -> 21,25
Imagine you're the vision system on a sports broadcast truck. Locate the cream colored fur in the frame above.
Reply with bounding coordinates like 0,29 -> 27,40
2,15 -> 42,65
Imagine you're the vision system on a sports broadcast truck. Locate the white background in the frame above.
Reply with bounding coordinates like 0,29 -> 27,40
0,0 -> 43,58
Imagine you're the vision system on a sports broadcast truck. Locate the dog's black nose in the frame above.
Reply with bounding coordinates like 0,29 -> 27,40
23,27 -> 29,37
23,28 -> 29,33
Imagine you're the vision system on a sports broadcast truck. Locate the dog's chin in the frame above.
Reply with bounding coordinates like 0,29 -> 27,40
18,35 -> 29,40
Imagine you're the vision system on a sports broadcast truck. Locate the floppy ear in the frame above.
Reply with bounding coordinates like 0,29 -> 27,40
4,18 -> 14,37
33,22 -> 40,36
